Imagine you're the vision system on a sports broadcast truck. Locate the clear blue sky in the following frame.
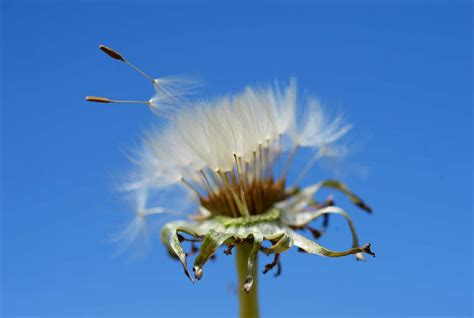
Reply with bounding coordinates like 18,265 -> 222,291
1,1 -> 472,317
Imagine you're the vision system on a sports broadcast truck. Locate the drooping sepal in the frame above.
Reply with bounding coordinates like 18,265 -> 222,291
281,205 -> 367,260
291,230 -> 374,258
193,229 -> 234,280
160,221 -> 199,281
318,180 -> 372,213
262,233 -> 293,254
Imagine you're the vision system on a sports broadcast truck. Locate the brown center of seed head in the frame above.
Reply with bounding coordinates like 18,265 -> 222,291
200,179 -> 287,217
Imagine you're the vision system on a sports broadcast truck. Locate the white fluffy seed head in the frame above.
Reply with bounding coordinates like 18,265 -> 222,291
128,80 -> 350,192
118,80 -> 352,246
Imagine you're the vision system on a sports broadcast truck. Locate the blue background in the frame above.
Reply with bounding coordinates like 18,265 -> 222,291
2,1 -> 472,317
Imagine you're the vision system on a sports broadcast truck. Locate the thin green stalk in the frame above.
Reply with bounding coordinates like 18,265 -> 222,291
236,243 -> 260,318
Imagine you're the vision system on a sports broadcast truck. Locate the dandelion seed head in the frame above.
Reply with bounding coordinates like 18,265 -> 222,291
121,79 -> 352,221
88,46 -> 373,276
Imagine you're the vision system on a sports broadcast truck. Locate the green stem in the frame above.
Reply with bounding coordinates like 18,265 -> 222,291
236,243 -> 260,318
